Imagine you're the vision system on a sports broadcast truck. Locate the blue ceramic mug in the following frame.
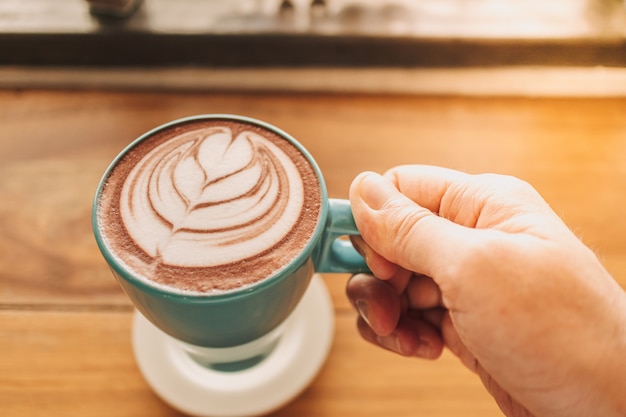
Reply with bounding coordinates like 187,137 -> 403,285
93,115 -> 369,348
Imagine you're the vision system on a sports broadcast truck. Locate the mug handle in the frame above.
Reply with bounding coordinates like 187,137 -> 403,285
313,198 -> 370,273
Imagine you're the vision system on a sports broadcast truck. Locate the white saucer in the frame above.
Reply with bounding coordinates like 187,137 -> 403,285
132,274 -> 335,417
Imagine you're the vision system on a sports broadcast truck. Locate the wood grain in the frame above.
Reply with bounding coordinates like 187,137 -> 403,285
1,89 -> 626,416
0,307 -> 499,417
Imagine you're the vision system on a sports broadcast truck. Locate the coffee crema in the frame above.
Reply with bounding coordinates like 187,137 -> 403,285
96,119 -> 322,293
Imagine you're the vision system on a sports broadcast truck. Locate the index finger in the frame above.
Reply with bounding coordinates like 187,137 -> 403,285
383,165 -> 469,216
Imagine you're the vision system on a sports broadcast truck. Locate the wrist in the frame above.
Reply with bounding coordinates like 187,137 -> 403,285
584,289 -> 626,416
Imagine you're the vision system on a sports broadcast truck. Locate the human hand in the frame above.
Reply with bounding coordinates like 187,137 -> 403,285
347,165 -> 626,417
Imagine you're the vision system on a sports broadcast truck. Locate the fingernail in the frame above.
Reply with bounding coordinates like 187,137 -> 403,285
377,333 -> 406,356
355,300 -> 371,327
357,172 -> 396,211
392,335 -> 405,355
417,339 -> 433,358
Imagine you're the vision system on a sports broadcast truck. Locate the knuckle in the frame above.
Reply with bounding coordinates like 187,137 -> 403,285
476,173 -> 541,202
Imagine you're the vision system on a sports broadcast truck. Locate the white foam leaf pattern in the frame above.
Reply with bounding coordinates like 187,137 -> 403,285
119,126 -> 304,267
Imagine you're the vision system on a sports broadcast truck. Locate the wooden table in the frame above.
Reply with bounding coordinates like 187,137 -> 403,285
2,90 -> 626,417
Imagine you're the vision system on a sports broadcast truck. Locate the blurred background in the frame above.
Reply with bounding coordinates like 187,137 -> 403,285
1,0 -> 626,94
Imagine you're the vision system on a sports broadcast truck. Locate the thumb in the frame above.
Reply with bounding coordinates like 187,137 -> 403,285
349,171 -> 474,281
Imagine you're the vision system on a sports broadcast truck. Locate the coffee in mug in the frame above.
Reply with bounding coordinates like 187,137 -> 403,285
94,114 -> 367,349
96,118 -> 323,294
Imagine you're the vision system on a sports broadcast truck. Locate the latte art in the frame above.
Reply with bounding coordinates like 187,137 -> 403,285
97,118 -> 322,293
121,126 -> 304,268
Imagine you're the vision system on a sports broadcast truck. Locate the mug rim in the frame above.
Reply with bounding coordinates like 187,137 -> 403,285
92,114 -> 329,302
